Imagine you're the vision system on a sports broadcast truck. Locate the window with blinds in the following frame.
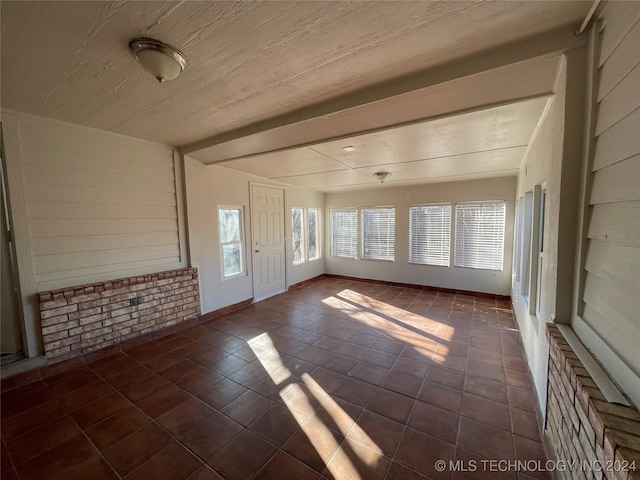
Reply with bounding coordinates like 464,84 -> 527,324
454,201 -> 506,271
409,204 -> 451,266
362,207 -> 395,262
330,208 -> 358,259
292,207 -> 305,265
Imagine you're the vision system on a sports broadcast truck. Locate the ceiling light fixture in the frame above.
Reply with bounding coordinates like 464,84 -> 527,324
342,146 -> 357,153
373,171 -> 392,184
129,38 -> 187,83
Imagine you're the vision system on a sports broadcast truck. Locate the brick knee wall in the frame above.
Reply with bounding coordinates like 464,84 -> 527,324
546,324 -> 640,480
38,268 -> 200,357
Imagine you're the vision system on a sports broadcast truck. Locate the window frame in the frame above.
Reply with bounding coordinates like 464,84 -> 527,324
361,206 -> 396,262
217,205 -> 247,280
409,203 -> 452,267
520,192 -> 534,300
535,188 -> 546,317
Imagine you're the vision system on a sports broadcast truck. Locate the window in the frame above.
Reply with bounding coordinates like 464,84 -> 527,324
308,208 -> 320,261
292,207 -> 305,265
454,201 -> 506,271
535,189 -> 546,316
514,198 -> 523,281
362,207 -> 395,262
409,204 -> 451,266
218,206 -> 245,279
330,208 -> 358,259
521,192 -> 534,298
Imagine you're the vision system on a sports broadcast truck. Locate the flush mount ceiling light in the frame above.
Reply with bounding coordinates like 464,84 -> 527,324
129,38 -> 187,83
341,146 -> 357,153
373,171 -> 392,184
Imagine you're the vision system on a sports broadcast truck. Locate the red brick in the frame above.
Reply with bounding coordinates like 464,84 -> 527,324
40,297 -> 69,310
44,335 -> 80,350
101,287 -> 131,298
78,298 -> 110,310
43,330 -> 70,343
67,292 -> 101,304
47,345 -> 72,357
81,327 -> 109,340
110,306 -> 137,317
41,314 -> 70,328
104,314 -> 132,327
79,312 -> 110,326
69,307 -> 101,320
41,304 -> 78,319
43,321 -> 79,336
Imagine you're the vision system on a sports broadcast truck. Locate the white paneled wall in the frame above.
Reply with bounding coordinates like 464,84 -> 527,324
578,3 -> 640,394
6,112 -> 186,292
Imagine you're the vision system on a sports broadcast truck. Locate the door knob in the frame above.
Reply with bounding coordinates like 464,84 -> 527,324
255,249 -> 260,253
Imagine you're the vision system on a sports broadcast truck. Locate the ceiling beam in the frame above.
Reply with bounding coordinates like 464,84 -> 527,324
182,26 -> 585,163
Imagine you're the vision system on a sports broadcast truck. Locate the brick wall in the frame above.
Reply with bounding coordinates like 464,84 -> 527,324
38,268 -> 200,358
546,325 -> 640,480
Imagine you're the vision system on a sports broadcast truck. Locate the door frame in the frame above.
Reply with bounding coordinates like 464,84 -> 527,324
0,123 -> 27,357
249,182 -> 287,302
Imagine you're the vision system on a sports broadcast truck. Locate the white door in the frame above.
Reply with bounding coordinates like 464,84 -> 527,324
251,184 -> 286,301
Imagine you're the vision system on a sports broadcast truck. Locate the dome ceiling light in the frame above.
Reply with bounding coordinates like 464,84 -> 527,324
373,171 -> 392,184
129,37 -> 187,83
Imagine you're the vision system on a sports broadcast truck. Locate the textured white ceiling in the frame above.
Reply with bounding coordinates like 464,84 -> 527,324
1,1 -> 587,192
2,1 -> 589,148
220,97 -> 549,192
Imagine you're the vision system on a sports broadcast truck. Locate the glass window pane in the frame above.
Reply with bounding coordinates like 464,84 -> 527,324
222,243 -> 242,277
219,209 -> 241,243
292,208 -> 305,264
308,209 -> 319,260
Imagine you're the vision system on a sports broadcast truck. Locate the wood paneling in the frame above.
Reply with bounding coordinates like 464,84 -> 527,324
585,239 -> 639,288
579,4 -> 640,388
595,63 -> 640,136
593,107 -> 640,170
15,115 -> 183,291
598,19 -> 640,101
589,155 -> 640,204
587,201 -> 640,248
598,1 -> 640,66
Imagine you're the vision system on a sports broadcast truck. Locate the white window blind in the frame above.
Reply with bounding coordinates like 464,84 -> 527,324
409,204 -> 451,266
454,201 -> 506,271
362,207 -> 395,262
292,207 -> 305,265
331,208 -> 358,259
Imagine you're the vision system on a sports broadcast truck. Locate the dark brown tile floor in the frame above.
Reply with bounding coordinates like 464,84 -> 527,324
1,278 -> 549,480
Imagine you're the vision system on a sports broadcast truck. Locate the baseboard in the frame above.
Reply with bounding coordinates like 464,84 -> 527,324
323,274 -> 511,301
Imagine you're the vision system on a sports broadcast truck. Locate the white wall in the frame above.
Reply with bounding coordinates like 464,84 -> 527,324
512,45 -> 589,413
1,110 -> 188,356
324,177 -> 516,295
184,157 -> 325,315
512,59 -> 567,414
